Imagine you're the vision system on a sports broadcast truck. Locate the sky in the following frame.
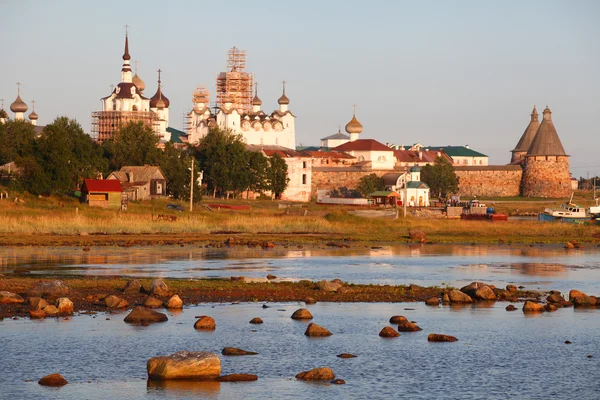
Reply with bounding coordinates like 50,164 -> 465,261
2,0 -> 599,178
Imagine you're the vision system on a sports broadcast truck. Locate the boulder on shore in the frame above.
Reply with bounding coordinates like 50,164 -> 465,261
409,229 -> 426,241
194,316 -> 216,330
397,321 -> 422,332
147,351 -> 220,380
27,280 -> 70,298
29,297 -> 49,311
149,279 -> 169,297
57,297 -> 74,314
522,301 -> 545,313
123,279 -> 142,294
389,315 -> 407,324
43,305 -> 59,316
291,308 -> 313,320
0,291 -> 24,304
38,373 -> 68,386
221,347 -> 258,356
218,374 -> 258,382
144,296 -> 164,309
379,326 -> 400,338
317,280 -> 342,292
428,334 -> 459,342
30,310 -> 46,319
165,295 -> 183,309
104,295 -> 128,309
305,322 -> 332,337
124,306 -> 168,324
295,367 -> 335,381
448,290 -> 473,303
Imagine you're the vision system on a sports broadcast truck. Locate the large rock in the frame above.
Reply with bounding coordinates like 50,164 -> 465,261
149,279 -> 169,297
291,308 -> 313,320
38,373 -> 68,386
461,282 -> 496,300
379,326 -> 400,338
221,347 -> 258,356
505,305 -> 517,311
547,292 -> 566,304
448,290 -> 473,303
425,297 -> 440,306
124,306 -> 168,324
317,280 -> 342,292
194,316 -> 216,330
428,334 -> 458,342
30,310 -> 46,319
104,295 -> 128,309
27,280 -> 70,298
305,322 -> 332,337
29,297 -> 49,310
397,321 -> 422,332
569,290 -> 596,307
165,295 -> 183,309
43,305 -> 59,316
389,315 -> 407,324
57,297 -> 74,314
249,317 -> 263,324
0,291 -> 24,304
123,279 -> 142,295
522,301 -> 545,313
147,351 -> 220,380
295,367 -> 335,381
144,296 -> 164,309
218,374 -> 258,382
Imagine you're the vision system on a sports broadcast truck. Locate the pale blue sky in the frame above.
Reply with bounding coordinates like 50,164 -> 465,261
2,0 -> 599,178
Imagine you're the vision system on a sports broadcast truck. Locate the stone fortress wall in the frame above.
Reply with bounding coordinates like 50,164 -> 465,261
454,166 -> 523,197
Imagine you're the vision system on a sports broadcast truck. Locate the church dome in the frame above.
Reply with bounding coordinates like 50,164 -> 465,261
345,114 -> 363,134
28,110 -> 38,120
278,92 -> 290,105
10,95 -> 28,113
132,73 -> 146,93
0,109 -> 7,118
156,98 -> 166,110
252,95 -> 262,106
150,87 -> 170,108
410,165 -> 421,173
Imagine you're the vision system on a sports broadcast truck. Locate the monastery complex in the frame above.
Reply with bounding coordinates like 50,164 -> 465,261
0,32 -> 573,202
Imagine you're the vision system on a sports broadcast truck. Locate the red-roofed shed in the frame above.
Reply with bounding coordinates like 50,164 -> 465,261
81,179 -> 123,208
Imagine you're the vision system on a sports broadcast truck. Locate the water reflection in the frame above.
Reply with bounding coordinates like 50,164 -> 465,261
147,379 -> 221,398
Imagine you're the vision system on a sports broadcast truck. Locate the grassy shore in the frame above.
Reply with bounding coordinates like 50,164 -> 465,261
0,191 -> 598,246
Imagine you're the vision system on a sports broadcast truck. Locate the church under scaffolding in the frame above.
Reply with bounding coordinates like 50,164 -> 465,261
91,110 -> 159,143
215,47 -> 253,113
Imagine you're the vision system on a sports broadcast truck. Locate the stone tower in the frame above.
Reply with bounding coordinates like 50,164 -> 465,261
511,105 -> 539,164
521,106 -> 571,198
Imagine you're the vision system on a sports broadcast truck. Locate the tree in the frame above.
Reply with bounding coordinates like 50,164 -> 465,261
356,173 -> 385,197
102,121 -> 162,170
0,120 -> 37,166
266,153 -> 289,199
245,150 -> 269,196
421,156 -> 459,197
159,143 -> 201,201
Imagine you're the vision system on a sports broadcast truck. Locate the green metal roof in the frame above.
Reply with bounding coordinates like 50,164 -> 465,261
426,146 -> 487,157
166,127 -> 186,144
406,181 -> 429,189
368,191 -> 400,197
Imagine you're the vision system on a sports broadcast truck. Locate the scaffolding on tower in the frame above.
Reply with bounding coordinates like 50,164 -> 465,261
215,47 -> 253,114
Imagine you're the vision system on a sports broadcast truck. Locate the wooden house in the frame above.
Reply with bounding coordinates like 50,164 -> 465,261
107,165 -> 167,201
81,179 -> 123,208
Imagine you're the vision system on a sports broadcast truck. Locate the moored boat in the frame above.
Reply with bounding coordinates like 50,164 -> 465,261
537,196 -> 593,223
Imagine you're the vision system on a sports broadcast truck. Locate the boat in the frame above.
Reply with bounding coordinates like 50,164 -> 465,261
460,200 -> 508,221
537,194 -> 593,223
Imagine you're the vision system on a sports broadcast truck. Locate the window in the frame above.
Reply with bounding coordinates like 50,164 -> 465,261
302,174 -> 307,185
303,161 -> 307,169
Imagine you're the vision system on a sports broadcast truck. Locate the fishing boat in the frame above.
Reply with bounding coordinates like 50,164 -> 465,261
460,200 -> 508,221
537,194 -> 593,223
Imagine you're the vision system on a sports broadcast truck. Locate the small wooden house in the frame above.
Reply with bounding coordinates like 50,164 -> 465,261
81,179 -> 123,208
369,191 -> 401,206
106,165 -> 167,201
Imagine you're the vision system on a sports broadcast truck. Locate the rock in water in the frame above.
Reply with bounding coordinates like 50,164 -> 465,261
331,379 -> 346,384
291,308 -> 313,320
379,326 -> 400,338
305,322 -> 332,337
0,291 -> 24,304
569,290 -> 596,307
123,279 -> 142,295
428,334 -> 459,342
27,280 -> 70,298
337,353 -> 357,358
544,303 -> 558,312
425,297 -> 440,306
57,297 -> 74,314
442,293 -> 450,303
149,279 -> 169,297
522,301 -> 545,313
448,289 -> 473,303
165,295 -> 183,309
249,317 -> 263,324
194,316 -> 216,330
221,347 -> 258,356
547,292 -> 565,304
144,296 -> 164,308
295,367 -> 335,381
506,284 -> 518,292
218,374 -> 258,382
104,295 -> 128,309
397,321 -> 422,332
474,286 -> 496,301
389,315 -> 407,324
30,310 -> 46,319
124,306 -> 168,324
38,373 -> 68,386
505,305 -> 517,311
147,351 -> 220,380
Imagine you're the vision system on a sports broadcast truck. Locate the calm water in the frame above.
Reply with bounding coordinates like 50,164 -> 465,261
1,302 -> 599,399
1,244 -> 599,399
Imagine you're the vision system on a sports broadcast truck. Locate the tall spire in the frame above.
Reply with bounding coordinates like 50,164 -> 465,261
511,105 -> 541,161
527,105 -> 566,156
531,105 -> 538,121
120,25 -> 132,83
123,25 -> 131,61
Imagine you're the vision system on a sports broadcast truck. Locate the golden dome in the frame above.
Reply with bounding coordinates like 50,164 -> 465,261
345,114 -> 363,134
10,95 -> 28,113
132,73 -> 145,93
278,92 -> 290,105
29,110 -> 39,120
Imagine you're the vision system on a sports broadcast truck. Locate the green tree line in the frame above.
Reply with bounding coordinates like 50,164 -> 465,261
0,118 -> 288,200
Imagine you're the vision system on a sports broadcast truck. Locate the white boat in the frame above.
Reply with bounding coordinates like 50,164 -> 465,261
538,194 -> 593,223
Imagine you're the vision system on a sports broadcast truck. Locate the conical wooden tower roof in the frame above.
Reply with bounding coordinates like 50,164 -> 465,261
526,106 -> 567,156
512,106 -> 540,153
